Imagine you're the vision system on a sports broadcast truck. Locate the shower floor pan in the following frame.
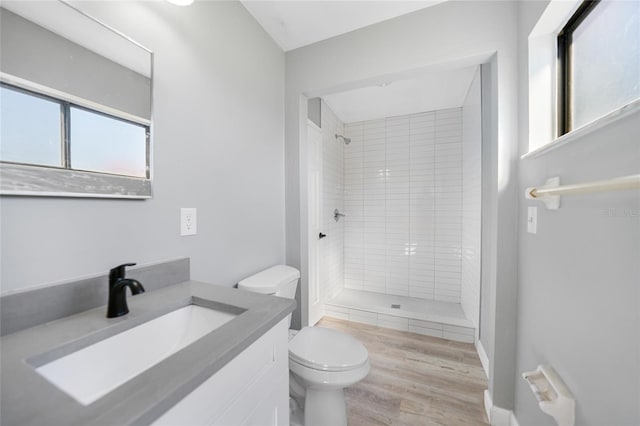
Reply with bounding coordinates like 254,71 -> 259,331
324,289 -> 475,343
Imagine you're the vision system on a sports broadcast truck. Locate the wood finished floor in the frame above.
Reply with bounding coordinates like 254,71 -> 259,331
317,317 -> 489,426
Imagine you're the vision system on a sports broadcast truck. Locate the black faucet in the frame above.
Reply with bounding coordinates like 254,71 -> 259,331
107,263 -> 146,318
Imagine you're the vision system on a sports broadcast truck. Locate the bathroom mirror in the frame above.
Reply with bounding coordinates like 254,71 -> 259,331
0,1 -> 153,198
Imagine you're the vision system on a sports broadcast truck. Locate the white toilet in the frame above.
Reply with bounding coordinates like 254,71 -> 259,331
238,265 -> 370,426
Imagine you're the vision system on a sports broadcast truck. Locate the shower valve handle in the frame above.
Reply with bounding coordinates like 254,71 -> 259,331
319,233 -> 327,239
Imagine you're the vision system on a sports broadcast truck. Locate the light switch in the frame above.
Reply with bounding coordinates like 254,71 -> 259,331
527,206 -> 537,234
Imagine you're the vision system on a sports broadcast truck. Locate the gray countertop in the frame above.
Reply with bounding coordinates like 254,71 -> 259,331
0,280 -> 295,426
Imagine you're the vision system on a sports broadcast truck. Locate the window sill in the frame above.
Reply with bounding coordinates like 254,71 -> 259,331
522,98 -> 640,160
0,163 -> 151,199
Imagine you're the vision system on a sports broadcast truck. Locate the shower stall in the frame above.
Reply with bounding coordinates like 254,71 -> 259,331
308,67 -> 482,344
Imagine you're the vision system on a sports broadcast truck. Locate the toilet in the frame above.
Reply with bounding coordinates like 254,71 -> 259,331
238,265 -> 370,426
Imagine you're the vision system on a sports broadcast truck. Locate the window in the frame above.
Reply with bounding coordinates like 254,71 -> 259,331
557,0 -> 640,135
0,82 -> 149,179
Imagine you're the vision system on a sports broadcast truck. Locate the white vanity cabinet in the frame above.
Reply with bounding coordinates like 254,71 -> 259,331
152,318 -> 289,426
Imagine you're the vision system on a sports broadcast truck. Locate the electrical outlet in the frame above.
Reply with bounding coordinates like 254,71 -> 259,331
180,208 -> 197,236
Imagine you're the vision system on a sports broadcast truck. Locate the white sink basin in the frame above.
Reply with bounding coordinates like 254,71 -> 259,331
35,305 -> 237,405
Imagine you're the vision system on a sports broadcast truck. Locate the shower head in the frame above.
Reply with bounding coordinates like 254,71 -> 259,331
335,134 -> 351,145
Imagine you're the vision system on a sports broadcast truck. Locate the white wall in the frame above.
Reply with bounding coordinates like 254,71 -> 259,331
285,0 -> 519,405
1,1 -> 285,293
461,68 -> 482,333
515,1 -> 640,425
343,109 -> 464,303
319,101 -> 344,302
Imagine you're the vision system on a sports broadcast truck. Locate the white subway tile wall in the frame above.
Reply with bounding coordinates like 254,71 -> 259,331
319,101 -> 345,302
344,121 -> 364,291
343,109 -> 464,303
409,112 -> 436,300
434,109 -> 463,303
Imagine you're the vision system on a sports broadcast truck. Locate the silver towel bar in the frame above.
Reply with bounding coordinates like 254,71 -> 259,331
526,174 -> 640,209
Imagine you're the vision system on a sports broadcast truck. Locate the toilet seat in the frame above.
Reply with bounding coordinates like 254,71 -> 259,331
288,327 -> 368,372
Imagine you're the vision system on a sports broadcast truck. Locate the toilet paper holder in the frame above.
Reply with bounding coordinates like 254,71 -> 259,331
522,364 -> 575,426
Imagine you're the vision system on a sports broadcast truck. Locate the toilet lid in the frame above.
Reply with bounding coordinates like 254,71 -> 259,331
288,327 -> 369,372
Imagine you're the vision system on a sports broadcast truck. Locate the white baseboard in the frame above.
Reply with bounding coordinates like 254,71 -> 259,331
484,389 -> 492,422
483,390 -> 519,426
476,340 -> 490,379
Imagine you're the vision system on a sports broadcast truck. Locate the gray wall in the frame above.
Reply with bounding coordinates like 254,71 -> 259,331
1,1 -> 285,293
480,61 -> 498,364
515,1 -> 640,425
284,1 -> 520,405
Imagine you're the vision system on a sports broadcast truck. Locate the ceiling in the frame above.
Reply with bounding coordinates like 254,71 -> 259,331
240,1 -> 446,52
239,1 -> 477,123
322,66 -> 478,123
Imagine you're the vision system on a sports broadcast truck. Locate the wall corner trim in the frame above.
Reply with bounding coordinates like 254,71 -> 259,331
484,389 -> 518,426
511,412 -> 521,426
476,340 -> 490,379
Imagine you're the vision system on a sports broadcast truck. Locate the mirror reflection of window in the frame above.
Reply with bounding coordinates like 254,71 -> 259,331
70,107 -> 147,178
0,1 -> 153,198
0,85 -> 62,167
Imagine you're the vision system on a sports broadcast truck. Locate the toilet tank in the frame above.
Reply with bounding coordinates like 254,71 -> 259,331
238,265 -> 300,329
238,265 -> 300,299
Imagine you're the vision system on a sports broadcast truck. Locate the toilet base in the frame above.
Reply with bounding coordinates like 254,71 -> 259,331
289,397 -> 304,426
303,388 -> 347,426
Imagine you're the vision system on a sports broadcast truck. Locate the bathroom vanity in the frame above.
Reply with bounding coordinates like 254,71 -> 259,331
0,277 -> 295,426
